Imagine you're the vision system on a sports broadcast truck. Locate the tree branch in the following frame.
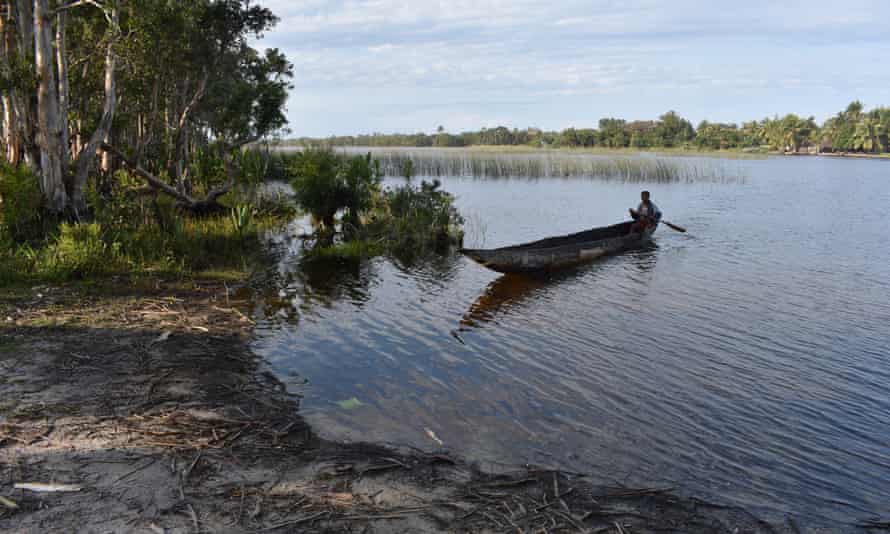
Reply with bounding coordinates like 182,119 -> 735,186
54,0 -> 112,25
102,142 -> 237,214
227,136 -> 261,151
101,142 -> 195,205
177,71 -> 209,131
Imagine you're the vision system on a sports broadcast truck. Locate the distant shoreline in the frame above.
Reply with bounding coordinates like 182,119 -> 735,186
271,143 -> 890,161
777,151 -> 890,160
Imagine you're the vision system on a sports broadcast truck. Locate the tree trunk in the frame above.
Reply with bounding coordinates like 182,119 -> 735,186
0,13 -> 14,163
71,6 -> 117,215
13,0 -> 38,169
1,5 -> 23,165
34,0 -> 68,213
56,11 -> 69,168
169,72 -> 207,194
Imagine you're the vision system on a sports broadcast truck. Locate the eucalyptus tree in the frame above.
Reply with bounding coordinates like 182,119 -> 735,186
0,0 -> 292,215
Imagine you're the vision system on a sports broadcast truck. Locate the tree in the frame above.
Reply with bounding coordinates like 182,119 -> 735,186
598,118 -> 627,148
0,0 -> 293,216
654,111 -> 694,147
852,117 -> 885,153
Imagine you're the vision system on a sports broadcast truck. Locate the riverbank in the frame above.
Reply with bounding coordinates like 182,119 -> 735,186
0,281 -> 819,532
302,144 -> 890,161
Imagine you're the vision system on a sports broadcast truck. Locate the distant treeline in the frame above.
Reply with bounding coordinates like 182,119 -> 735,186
286,101 -> 890,154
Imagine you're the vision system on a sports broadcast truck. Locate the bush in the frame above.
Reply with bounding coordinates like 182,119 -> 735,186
378,179 -> 464,253
312,178 -> 465,261
44,222 -> 124,279
0,163 -> 49,242
288,147 -> 381,229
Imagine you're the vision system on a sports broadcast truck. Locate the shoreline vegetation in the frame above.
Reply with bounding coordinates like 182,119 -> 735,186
0,0 -> 877,530
283,101 -> 890,158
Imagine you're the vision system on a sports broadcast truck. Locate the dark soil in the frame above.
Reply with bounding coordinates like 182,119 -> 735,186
0,282 -> 833,533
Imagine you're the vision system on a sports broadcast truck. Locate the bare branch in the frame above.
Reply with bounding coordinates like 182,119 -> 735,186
54,0 -> 114,26
101,142 -> 195,205
102,143 -> 239,213
177,71 -> 209,131
223,135 -> 261,152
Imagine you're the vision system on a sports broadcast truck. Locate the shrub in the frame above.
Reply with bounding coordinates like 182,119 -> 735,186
0,163 -> 49,242
288,147 -> 381,229
44,222 -> 124,279
378,179 -> 464,254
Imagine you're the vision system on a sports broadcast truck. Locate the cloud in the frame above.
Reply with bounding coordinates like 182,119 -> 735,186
255,0 -> 890,135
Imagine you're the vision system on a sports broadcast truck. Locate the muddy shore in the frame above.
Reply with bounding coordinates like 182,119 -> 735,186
0,281 -> 824,533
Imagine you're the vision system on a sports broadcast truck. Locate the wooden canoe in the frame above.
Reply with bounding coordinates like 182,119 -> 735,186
460,221 -> 656,274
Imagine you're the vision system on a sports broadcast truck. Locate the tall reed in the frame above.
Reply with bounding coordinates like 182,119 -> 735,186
332,148 -> 744,183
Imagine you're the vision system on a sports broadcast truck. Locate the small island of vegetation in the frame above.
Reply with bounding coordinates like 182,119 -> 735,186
0,1 -> 880,532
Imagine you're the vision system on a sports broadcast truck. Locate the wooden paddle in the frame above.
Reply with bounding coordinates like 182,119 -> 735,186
660,220 -> 686,233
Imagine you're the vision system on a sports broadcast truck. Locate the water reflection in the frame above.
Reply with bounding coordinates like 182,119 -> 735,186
460,244 -> 658,330
254,221 -> 464,322
460,274 -> 547,328
252,160 -> 890,528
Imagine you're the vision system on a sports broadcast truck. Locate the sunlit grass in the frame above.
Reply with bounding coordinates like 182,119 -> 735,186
345,147 -> 747,183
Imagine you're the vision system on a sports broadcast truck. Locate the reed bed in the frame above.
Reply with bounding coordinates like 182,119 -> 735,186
337,147 -> 745,183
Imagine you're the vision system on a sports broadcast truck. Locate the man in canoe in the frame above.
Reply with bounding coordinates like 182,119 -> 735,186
629,190 -> 662,233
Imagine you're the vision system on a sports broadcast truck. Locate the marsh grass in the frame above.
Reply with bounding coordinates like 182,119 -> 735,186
0,166 -> 293,286
338,147 -> 747,183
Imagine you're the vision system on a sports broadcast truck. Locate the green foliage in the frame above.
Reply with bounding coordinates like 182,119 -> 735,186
46,223 -> 125,279
288,147 -> 382,229
0,178 -> 288,286
0,164 -> 48,243
401,159 -> 414,181
376,179 -> 464,254
230,204 -> 255,237
286,101 -> 890,155
297,158 -> 465,261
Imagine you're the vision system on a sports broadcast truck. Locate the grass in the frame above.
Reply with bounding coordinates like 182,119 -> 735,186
0,166 -> 294,288
0,214 -> 281,286
334,147 -> 747,182
453,144 -> 768,159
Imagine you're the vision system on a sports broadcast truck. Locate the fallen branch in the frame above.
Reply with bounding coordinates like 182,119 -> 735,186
260,511 -> 328,531
100,142 -> 236,214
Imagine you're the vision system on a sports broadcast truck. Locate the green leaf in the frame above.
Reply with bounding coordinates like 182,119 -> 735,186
336,397 -> 363,410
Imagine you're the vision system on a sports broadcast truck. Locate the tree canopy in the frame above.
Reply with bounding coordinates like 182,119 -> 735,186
0,0 -> 293,214
289,102 -> 890,155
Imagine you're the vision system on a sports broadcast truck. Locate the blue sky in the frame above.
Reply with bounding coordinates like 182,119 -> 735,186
259,0 -> 890,137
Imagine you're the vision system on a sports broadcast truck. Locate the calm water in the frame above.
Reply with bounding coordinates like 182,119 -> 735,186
251,155 -> 890,528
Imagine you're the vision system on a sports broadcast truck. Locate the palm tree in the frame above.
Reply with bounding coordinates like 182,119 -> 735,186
852,118 -> 880,152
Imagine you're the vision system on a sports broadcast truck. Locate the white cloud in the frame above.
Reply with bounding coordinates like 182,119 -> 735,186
255,0 -> 890,135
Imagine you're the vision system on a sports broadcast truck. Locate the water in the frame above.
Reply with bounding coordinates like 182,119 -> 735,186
251,154 -> 890,528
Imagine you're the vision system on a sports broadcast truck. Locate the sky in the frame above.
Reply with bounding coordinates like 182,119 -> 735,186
257,0 -> 890,137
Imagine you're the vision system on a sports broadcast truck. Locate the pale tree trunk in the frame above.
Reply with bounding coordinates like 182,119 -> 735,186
71,6 -> 117,215
56,10 -> 69,168
13,0 -> 37,169
170,73 -> 208,194
0,11 -> 13,163
1,4 -> 24,165
34,0 -> 69,213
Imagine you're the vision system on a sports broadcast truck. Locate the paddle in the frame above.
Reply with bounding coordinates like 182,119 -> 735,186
660,220 -> 686,233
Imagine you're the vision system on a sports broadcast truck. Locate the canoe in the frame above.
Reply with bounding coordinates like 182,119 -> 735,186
460,221 -> 656,274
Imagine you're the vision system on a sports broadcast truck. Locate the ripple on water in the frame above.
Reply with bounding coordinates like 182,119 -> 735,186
252,157 -> 890,528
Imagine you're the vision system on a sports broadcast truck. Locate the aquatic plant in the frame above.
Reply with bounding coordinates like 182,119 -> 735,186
288,147 -> 382,229
341,148 -> 744,183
